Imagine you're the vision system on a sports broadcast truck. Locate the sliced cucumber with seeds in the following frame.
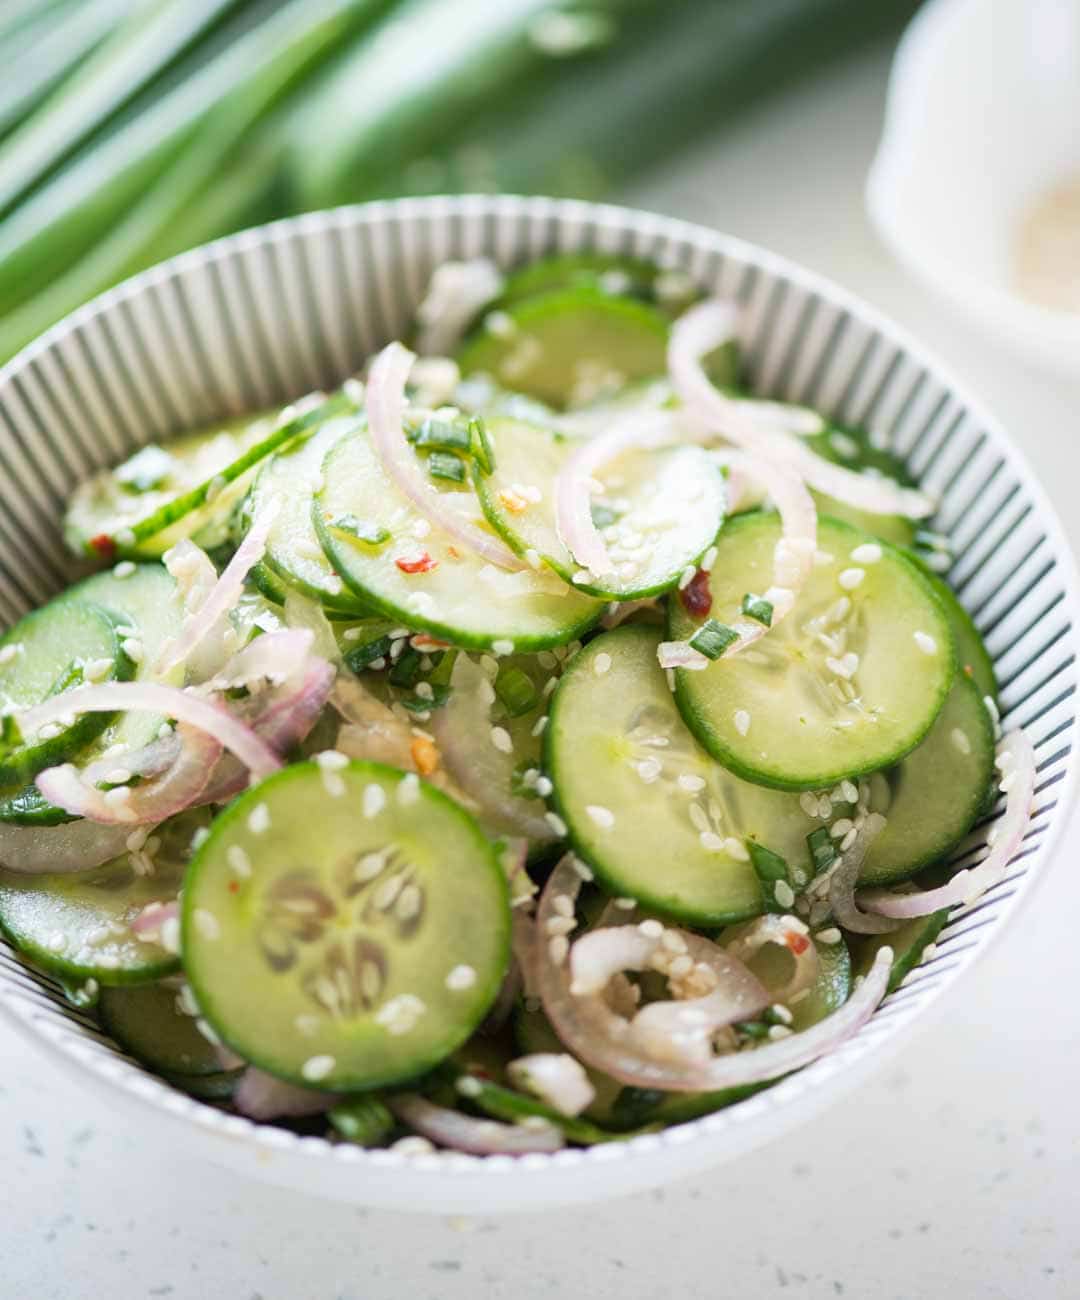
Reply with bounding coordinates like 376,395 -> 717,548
545,627 -> 823,925
0,598 -> 131,786
0,812 -> 205,984
670,513 -> 955,791
859,672 -> 994,886
182,760 -> 510,1091
315,428 -> 602,651
474,416 -> 725,600
240,413 -> 371,614
63,396 -> 347,559
99,980 -> 222,1076
922,568 -> 997,703
458,288 -> 670,410
852,910 -> 949,995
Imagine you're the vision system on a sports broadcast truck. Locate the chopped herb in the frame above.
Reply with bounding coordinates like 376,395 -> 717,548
807,827 -> 838,875
734,1020 -> 770,1041
408,416 -> 472,452
0,713 -> 24,756
688,618 -> 739,660
510,762 -> 536,797
115,444 -> 175,493
330,513 -> 390,546
741,593 -> 773,627
48,660 -> 85,697
427,451 -> 467,484
747,841 -> 790,913
344,635 -> 393,673
469,416 -> 496,476
495,665 -> 539,717
427,649 -> 457,688
590,502 -> 620,529
400,684 -> 452,713
328,1097 -> 394,1146
389,648 -> 423,689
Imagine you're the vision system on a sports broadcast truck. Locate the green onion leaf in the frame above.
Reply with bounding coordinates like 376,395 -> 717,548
343,634 -> 392,674
741,593 -> 773,627
427,649 -> 457,688
469,416 -> 495,476
388,647 -> 422,689
330,514 -> 390,546
328,1097 -> 394,1146
409,416 -> 472,452
400,683 -> 452,713
687,619 -> 739,660
807,827 -> 838,876
747,841 -> 790,913
495,664 -> 539,717
427,450 -> 466,484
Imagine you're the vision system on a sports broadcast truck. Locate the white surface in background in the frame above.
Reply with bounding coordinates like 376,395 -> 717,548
2,45 -> 1078,1300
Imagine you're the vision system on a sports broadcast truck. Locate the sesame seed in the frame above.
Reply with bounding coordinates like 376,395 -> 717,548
414,681 -> 434,700
677,565 -> 696,590
392,1136 -> 436,1156
363,784 -> 387,818
456,1074 -> 484,1098
397,772 -> 421,806
548,935 -> 569,964
84,657 -> 114,682
571,570 -> 593,586
636,758 -> 662,784
226,844 -> 252,877
105,767 -> 132,786
733,709 -> 750,736
770,1003 -> 794,1025
121,638 -> 144,663
677,773 -> 705,792
614,897 -> 636,909
701,546 -> 718,573
799,793 -> 819,818
125,828 -> 149,852
838,567 -> 865,591
569,856 -> 594,881
545,811 -> 568,836
113,560 -> 136,578
913,631 -> 937,655
193,908 -> 220,940
638,919 -> 664,938
699,831 -> 725,852
815,927 -> 842,945
724,838 -> 750,862
840,779 -> 858,804
535,775 -> 553,797
490,725 -> 513,754
585,804 -> 615,829
830,818 -> 854,839
492,639 -> 515,656
301,1054 -> 336,1082
774,880 -> 796,908
593,652 -> 612,676
951,728 -> 972,756
768,1024 -> 793,1041
850,543 -> 882,564
247,804 -> 270,835
531,715 -> 549,737
375,993 -> 426,1035
840,827 -> 858,851
161,917 -> 181,954
0,644 -> 21,666
316,749 -> 348,771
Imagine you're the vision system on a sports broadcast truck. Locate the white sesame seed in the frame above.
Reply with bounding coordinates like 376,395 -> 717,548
614,897 -> 636,909
301,1054 -> 336,1082
414,681 -> 434,700
0,644 -> 21,666
815,927 -> 842,945
316,749 -> 348,771
838,567 -> 865,591
913,631 -> 937,655
193,908 -> 220,940
677,773 -> 705,792
375,993 -> 426,1035
226,844 -> 252,878
548,935 -> 569,964
850,543 -> 882,564
571,570 -> 593,586
638,919 -> 664,938
699,831 -> 725,852
247,803 -> 271,835
840,827 -> 858,851
492,639 -> 515,656
585,804 -> 615,829
770,1003 -> 794,1025
799,792 -> 819,818
951,728 -> 972,756
545,915 -> 575,936
490,725 -> 513,754
677,565 -> 696,590
840,779 -> 859,804
84,656 -> 114,682
768,1024 -> 793,1041
774,880 -> 796,908
363,784 -> 387,818
392,1136 -> 436,1155
161,916 -> 181,954
724,837 -> 750,861
733,709 -> 751,736
456,1074 -> 483,1098
593,652 -> 612,676
397,772 -> 421,806
545,811 -> 568,836
531,715 -> 549,737
535,775 -> 554,797
701,546 -> 718,573
569,856 -> 594,881
105,767 -> 132,786
830,818 -> 854,838
125,828 -> 149,853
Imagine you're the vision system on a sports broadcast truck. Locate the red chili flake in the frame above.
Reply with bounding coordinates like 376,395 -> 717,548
411,633 -> 450,651
89,533 -> 117,561
680,569 -> 712,617
228,880 -> 240,894
785,931 -> 811,956
395,551 -> 438,574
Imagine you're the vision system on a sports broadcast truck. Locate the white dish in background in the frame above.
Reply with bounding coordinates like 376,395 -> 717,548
867,0 -> 1080,375
0,195 -> 1075,1213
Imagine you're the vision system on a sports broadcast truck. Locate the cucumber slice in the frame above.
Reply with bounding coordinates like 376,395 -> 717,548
669,513 -> 955,791
860,672 -> 994,885
457,288 -> 670,409
852,910 -> 949,995
722,923 -> 851,1031
474,416 -> 725,600
99,980 -> 221,1076
922,568 -> 997,703
802,426 -> 917,549
241,413 -> 371,614
545,627 -> 822,925
63,395 -> 347,559
182,760 -> 511,1091
495,253 -> 701,321
0,811 -> 205,984
315,428 -> 602,651
0,563 -> 186,827
0,598 -> 130,786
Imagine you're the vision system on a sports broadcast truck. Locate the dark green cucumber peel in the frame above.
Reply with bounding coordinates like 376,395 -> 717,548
852,911 -> 949,995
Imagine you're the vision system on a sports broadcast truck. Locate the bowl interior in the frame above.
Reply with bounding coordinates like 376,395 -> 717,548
0,195 -> 1075,1212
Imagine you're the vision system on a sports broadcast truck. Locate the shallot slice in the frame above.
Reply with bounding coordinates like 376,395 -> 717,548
388,1093 -> 564,1155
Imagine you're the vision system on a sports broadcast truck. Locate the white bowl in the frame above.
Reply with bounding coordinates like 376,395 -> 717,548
0,195 -> 1075,1213
867,0 -> 1080,376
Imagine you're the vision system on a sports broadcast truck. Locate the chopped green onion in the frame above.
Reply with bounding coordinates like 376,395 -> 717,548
388,647 -> 422,689
400,683 -> 452,713
590,502 -> 619,529
734,1020 -> 770,1041
343,634 -> 392,674
409,416 -> 472,452
427,649 -> 457,688
0,713 -> 24,755
510,761 -> 537,797
115,444 -> 175,493
48,660 -> 85,696
807,827 -> 837,875
495,664 -> 539,717
687,618 -> 739,660
469,416 -> 495,476
427,450 -> 467,484
741,593 -> 773,627
328,1097 -> 394,1146
747,841 -> 790,913
330,513 -> 390,546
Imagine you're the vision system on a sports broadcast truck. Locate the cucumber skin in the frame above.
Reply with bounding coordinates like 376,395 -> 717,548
670,512 -> 957,792
0,913 -> 178,989
853,910 -> 949,995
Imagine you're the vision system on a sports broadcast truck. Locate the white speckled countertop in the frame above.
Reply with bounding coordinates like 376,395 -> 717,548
3,42 -> 1078,1300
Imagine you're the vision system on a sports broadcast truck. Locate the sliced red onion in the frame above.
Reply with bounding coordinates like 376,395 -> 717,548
17,682 -> 281,779
233,1067 -> 338,1121
507,1053 -> 596,1118
37,724 -> 221,825
860,729 -> 1036,918
657,640 -> 710,671
827,812 -> 902,934
533,856 -> 890,1092
282,590 -> 342,666
130,899 -> 178,940
669,300 -> 934,519
0,819 -> 133,874
367,342 -> 521,570
157,505 -> 278,678
553,409 -> 676,577
567,925 -> 663,995
414,258 -> 503,357
724,914 -> 822,1005
388,1093 -> 564,1155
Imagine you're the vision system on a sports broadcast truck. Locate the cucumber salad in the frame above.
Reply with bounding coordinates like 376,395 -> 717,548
0,253 -> 1035,1155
